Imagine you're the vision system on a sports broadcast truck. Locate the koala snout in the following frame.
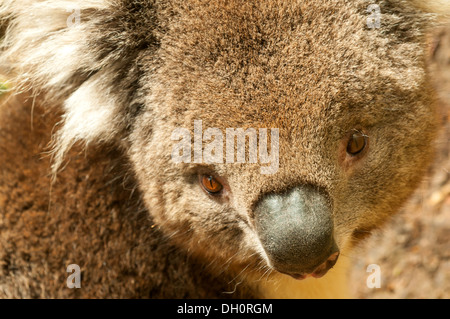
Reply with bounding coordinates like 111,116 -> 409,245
254,186 -> 339,280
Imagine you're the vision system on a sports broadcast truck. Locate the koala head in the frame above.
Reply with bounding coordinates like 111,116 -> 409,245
127,0 -> 442,280
1,0 -> 445,281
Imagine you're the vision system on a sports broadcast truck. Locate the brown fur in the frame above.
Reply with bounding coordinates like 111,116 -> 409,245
0,0 -> 447,298
0,94 -> 256,298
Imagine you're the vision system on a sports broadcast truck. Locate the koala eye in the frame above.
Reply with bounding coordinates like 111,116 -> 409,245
346,131 -> 367,156
200,175 -> 223,195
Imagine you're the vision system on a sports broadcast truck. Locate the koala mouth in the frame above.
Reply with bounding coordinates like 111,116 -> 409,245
277,251 -> 340,280
253,185 -> 340,280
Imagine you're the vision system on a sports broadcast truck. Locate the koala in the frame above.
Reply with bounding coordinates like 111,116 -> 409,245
0,0 -> 448,298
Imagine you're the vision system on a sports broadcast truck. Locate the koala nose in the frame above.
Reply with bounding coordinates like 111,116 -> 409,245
254,185 -> 339,280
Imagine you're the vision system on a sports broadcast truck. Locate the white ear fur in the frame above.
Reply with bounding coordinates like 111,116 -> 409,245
52,71 -> 121,174
0,0 -> 110,90
0,0 -> 120,174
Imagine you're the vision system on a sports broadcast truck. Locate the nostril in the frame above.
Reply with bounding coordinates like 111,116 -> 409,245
278,250 -> 340,280
311,251 -> 340,279
253,185 -> 338,280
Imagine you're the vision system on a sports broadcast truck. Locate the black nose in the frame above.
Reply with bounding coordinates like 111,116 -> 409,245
254,185 -> 339,279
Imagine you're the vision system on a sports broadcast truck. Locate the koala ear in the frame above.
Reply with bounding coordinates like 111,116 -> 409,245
0,0 -> 110,94
51,70 -> 122,174
0,0 -> 120,173
1,0 -> 152,174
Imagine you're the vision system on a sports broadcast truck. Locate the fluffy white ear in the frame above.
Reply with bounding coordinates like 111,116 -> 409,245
0,0 -> 110,90
0,0 -> 127,175
51,70 -> 122,174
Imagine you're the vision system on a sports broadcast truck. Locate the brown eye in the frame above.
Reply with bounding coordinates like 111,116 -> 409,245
200,175 -> 223,194
347,131 -> 367,155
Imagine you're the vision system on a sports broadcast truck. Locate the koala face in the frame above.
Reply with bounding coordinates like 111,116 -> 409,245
126,1 -> 439,279
1,0 -> 441,283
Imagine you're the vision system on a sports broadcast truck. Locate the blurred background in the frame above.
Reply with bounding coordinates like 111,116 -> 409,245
351,24 -> 450,299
